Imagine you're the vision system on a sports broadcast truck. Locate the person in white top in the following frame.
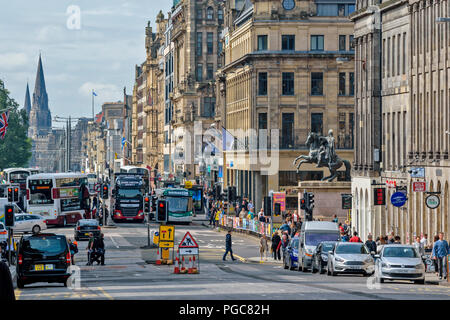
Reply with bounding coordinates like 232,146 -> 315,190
420,234 -> 429,248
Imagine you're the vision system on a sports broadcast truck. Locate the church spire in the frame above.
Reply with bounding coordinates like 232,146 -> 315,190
33,54 -> 47,98
24,82 -> 31,114
30,53 -> 52,136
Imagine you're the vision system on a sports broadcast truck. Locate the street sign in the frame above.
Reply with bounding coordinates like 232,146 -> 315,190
373,188 -> 386,206
425,195 -> 440,209
341,194 -> 352,209
185,181 -> 193,189
159,225 -> 175,248
395,186 -> 407,195
413,181 -> 426,192
179,247 -> 199,255
390,192 -> 407,207
410,167 -> 425,178
179,231 -> 199,248
385,180 -> 397,188
94,183 -> 100,192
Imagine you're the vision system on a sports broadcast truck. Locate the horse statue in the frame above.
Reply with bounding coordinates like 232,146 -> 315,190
292,130 -> 351,182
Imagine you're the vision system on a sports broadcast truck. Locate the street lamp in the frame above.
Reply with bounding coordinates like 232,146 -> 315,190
336,57 -> 366,71
436,17 -> 450,24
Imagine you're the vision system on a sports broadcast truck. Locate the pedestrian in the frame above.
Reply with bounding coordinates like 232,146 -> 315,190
349,231 -> 362,243
420,233 -> 429,248
214,209 -> 220,228
68,239 -> 78,265
365,234 -> 377,253
259,234 -> 268,261
248,200 -> 254,213
341,231 -> 349,242
86,233 -> 95,265
343,220 -> 349,235
293,210 -> 299,228
94,233 -> 106,266
0,257 -> 15,300
414,236 -> 426,265
223,230 -> 237,261
289,222 -> 296,238
281,231 -> 290,260
209,205 -> 216,226
431,232 -> 449,280
271,232 -> 281,260
431,234 -> 440,275
388,232 -> 395,244
338,222 -> 344,234
92,195 -> 98,212
393,235 -> 401,244
332,214 -> 338,223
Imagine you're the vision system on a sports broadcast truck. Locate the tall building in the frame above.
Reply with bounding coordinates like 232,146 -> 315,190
350,0 -> 450,242
218,0 -> 355,212
24,83 -> 31,115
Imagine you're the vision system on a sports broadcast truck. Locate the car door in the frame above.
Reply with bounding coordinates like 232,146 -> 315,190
13,215 -> 25,231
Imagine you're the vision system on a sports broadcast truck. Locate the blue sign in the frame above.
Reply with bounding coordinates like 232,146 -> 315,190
390,192 -> 407,207
218,166 -> 223,178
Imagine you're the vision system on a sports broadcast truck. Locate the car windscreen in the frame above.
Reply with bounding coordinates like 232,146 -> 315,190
305,232 -> 340,246
167,197 -> 190,213
21,236 -> 67,254
383,247 -> 418,258
322,243 -> 335,252
118,188 -> 141,198
336,244 -> 369,254
79,221 -> 98,226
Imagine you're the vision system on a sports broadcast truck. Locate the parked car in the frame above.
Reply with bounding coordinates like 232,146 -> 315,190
283,236 -> 299,270
0,222 -> 8,243
327,242 -> 375,276
74,219 -> 101,241
12,214 -> 47,234
16,233 -> 72,288
311,241 -> 338,274
374,245 -> 425,284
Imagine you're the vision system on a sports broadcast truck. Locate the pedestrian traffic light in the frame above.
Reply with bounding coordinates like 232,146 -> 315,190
156,200 -> 168,223
13,187 -> 19,202
144,194 -> 150,213
307,192 -> 315,211
215,185 -> 222,200
7,187 -> 13,202
4,204 -> 14,227
102,184 -> 109,199
274,203 -> 281,216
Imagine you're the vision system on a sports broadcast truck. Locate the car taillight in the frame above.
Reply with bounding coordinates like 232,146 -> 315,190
18,254 -> 23,265
0,230 -> 7,235
26,189 -> 30,200
66,252 -> 71,264
97,226 -> 101,230
77,226 -> 81,230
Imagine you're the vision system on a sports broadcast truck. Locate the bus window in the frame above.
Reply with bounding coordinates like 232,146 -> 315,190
166,197 -> 192,213
61,198 -> 82,212
9,171 -> 29,184
29,179 -> 54,205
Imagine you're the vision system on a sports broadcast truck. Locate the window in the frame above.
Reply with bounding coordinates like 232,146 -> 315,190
207,63 -> 214,80
258,113 -> 267,130
218,8 -> 224,22
403,32 -> 406,74
196,32 -> 202,56
207,32 -> 214,54
397,34 -> 400,76
207,7 -> 213,20
339,73 -> 346,95
196,63 -> 203,81
282,35 -> 295,50
282,72 -> 294,95
349,72 -> 354,96
281,113 -> 295,149
338,4 -> 345,16
257,35 -> 268,51
349,35 -> 354,51
348,4 -> 355,14
392,35 -> 395,76
339,35 -> 346,51
349,112 -> 354,148
311,35 -> 324,51
203,97 -> 216,117
311,113 -> 323,136
197,8 -> 202,19
311,72 -> 323,95
258,72 -> 267,96
218,40 -> 223,53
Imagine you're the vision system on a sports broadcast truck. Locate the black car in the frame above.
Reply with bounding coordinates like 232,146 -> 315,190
16,233 -> 71,288
75,219 -> 101,241
311,241 -> 338,274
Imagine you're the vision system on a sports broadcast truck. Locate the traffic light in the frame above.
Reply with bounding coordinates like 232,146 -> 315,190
13,187 -> 19,202
300,198 -> 306,210
215,184 -> 222,200
143,194 -> 150,213
274,202 -> 281,216
307,192 -> 315,211
263,196 -> 272,216
102,184 -> 109,199
4,204 -> 14,227
151,196 -> 157,212
156,199 -> 168,223
7,187 -> 13,202
227,186 -> 237,203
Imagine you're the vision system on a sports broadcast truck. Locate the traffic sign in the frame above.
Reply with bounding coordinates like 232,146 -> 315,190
185,181 -> 193,189
425,195 -> 440,209
94,183 -> 101,192
390,192 -> 407,207
179,231 -> 198,248
179,247 -> 199,255
413,182 -> 426,192
159,225 -> 175,248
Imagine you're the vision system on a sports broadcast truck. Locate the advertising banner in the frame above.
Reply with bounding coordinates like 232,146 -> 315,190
272,192 -> 286,212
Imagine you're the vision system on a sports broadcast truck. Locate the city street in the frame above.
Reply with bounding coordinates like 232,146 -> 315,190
12,217 -> 450,300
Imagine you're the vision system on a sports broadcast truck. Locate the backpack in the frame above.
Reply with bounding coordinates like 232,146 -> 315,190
70,243 -> 78,254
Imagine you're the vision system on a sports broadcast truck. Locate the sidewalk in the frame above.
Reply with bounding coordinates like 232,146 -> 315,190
425,272 -> 450,285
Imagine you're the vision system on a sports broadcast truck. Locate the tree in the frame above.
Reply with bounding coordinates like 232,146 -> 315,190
0,79 -> 32,169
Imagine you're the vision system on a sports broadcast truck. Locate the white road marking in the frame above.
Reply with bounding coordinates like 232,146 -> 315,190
109,235 -> 119,248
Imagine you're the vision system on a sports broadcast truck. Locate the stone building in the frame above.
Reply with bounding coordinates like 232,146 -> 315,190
350,0 -> 450,242
217,0 -> 356,212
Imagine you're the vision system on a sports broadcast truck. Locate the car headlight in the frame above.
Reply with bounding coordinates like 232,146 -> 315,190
415,263 -> 424,269
364,257 -> 373,263
381,262 -> 390,268
335,257 -> 344,263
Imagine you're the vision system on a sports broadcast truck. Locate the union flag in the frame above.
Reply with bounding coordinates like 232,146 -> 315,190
0,111 -> 9,139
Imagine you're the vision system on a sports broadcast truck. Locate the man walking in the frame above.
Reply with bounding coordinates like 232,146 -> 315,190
271,232 -> 282,260
431,232 -> 449,280
365,234 -> 377,253
259,234 -> 268,261
223,230 -> 236,261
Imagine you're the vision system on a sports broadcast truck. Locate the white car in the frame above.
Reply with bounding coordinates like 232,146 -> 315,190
0,222 -> 8,243
12,214 -> 47,234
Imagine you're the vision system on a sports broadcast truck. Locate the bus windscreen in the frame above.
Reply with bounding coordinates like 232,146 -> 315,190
29,179 -> 54,205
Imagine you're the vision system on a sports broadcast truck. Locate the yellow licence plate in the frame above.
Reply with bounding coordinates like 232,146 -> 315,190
85,233 -> 90,236
34,264 -> 44,271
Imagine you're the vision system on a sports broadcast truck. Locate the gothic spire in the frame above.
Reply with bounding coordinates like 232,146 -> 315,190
33,54 -> 47,98
24,82 -> 31,114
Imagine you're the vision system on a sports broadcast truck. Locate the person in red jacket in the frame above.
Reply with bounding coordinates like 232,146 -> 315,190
349,231 -> 362,243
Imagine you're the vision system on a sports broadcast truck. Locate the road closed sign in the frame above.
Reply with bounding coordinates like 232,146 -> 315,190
413,182 -> 426,192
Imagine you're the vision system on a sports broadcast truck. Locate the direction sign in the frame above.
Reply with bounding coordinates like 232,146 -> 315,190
390,192 -> 407,207
179,231 -> 199,248
159,225 -> 175,248
425,195 -> 440,209
179,247 -> 199,255
413,182 -> 426,192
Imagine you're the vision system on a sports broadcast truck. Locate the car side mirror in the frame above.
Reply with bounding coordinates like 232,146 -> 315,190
374,254 -> 380,259
328,251 -> 333,255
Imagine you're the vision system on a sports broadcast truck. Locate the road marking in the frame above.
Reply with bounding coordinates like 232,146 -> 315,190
109,235 -> 119,248
221,249 -> 246,262
97,286 -> 114,300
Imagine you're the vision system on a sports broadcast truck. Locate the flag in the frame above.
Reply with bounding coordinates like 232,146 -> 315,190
0,111 -> 9,140
92,91 -> 98,97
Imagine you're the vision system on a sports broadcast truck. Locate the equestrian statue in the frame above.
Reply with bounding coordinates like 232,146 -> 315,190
292,129 -> 351,182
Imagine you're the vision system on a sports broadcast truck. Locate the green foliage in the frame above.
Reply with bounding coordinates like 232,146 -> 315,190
0,79 -> 32,169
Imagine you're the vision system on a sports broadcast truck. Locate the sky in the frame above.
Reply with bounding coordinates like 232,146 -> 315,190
0,0 -> 172,127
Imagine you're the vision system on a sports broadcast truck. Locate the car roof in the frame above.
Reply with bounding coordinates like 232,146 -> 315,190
21,233 -> 66,239
336,242 -> 365,246
302,221 -> 340,231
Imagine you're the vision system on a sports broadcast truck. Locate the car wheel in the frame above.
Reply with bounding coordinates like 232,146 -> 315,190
17,278 -> 25,289
414,279 -> 425,285
32,225 -> 41,234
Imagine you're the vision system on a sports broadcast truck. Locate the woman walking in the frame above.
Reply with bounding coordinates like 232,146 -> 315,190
259,235 -> 268,261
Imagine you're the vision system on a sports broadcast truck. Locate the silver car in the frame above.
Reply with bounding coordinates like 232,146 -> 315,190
374,245 -> 425,284
327,242 -> 375,276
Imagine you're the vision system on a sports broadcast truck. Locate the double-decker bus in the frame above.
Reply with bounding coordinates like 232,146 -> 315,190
26,173 -> 88,226
120,166 -> 150,193
112,174 -> 145,223
155,188 -> 193,224
0,168 -> 40,209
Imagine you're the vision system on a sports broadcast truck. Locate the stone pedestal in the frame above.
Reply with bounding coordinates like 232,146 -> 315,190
294,181 -> 351,221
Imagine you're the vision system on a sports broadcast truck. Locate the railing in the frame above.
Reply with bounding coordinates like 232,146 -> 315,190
219,214 -> 273,237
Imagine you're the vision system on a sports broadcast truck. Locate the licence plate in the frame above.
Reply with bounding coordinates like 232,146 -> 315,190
127,218 -> 133,221
396,269 -> 411,273
34,264 -> 54,271
85,233 -> 90,236
348,266 -> 362,269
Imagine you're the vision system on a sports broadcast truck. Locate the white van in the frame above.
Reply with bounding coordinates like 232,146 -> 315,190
297,221 -> 340,271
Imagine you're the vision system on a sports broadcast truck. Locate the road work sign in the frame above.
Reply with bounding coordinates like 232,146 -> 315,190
179,231 -> 198,248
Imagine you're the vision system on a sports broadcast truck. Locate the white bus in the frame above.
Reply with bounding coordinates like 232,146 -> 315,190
120,166 -> 150,193
26,173 -> 89,226
0,168 -> 40,209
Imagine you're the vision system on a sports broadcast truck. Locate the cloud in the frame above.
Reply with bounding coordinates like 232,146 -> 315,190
0,53 -> 29,70
36,25 -> 67,42
79,82 -> 122,102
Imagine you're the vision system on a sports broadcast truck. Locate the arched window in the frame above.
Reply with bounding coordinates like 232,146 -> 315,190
218,8 -> 224,22
207,7 -> 214,20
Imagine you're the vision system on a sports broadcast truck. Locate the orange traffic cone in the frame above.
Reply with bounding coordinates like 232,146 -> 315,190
156,248 -> 161,265
188,257 -> 193,274
180,256 -> 187,273
192,256 -> 198,274
173,257 -> 180,274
